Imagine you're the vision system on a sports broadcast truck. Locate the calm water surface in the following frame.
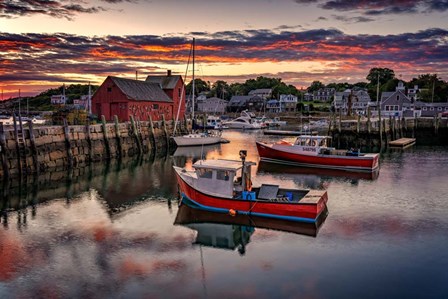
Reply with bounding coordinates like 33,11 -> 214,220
1,130 -> 447,299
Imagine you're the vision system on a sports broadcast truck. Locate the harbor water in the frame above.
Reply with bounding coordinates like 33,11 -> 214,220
0,130 -> 447,298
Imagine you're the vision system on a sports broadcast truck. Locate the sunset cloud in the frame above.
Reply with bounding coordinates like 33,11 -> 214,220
1,27 -> 447,97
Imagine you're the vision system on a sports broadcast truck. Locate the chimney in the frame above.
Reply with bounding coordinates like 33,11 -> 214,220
167,70 -> 172,76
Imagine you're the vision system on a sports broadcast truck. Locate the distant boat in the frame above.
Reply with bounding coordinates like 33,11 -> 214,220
256,135 -> 379,172
223,111 -> 262,129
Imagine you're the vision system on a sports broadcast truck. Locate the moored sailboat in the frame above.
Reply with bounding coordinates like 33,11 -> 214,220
172,38 -> 223,147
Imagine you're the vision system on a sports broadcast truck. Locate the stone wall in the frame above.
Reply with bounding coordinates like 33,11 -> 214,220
0,117 -> 189,179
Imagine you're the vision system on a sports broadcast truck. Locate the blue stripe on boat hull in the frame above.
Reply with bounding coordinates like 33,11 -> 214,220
181,193 -> 318,224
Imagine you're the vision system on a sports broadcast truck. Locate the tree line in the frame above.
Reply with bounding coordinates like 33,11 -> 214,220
188,68 -> 448,103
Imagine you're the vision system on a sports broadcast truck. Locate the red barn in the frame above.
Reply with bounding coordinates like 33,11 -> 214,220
146,70 -> 186,119
92,74 -> 184,122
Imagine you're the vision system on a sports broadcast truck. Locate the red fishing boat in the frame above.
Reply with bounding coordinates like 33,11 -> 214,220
173,150 -> 328,223
256,135 -> 379,172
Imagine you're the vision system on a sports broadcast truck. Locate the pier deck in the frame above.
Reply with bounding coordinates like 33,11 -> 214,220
389,138 -> 416,148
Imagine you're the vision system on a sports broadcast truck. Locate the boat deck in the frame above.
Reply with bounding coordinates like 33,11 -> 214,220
236,184 -> 318,204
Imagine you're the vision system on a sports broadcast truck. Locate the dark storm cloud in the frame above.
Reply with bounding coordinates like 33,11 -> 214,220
0,0 -> 106,20
332,15 -> 375,23
0,0 -> 139,20
294,0 -> 448,14
1,27 -> 447,86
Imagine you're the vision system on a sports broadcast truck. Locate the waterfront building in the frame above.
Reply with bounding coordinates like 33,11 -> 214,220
228,95 -> 263,113
266,99 -> 280,113
145,70 -> 186,119
248,88 -> 272,99
197,97 -> 228,114
51,95 -> 67,105
92,75 -> 177,121
279,94 -> 298,112
333,89 -> 371,115
380,89 -> 411,117
314,88 -> 335,102
303,92 -> 314,102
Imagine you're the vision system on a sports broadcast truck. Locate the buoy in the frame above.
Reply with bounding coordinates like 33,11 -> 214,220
229,209 -> 237,217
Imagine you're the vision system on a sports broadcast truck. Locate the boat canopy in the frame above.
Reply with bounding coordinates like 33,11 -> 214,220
193,159 -> 256,172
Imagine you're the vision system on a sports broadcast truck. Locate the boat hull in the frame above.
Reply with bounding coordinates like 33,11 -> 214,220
256,141 -> 379,172
174,169 -> 328,223
173,135 -> 222,147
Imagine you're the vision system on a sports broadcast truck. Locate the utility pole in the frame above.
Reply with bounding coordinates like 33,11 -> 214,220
431,79 -> 435,103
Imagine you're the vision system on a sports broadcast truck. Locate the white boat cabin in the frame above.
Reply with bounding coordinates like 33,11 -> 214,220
192,159 -> 255,198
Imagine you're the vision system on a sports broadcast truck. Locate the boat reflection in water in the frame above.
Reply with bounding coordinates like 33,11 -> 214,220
257,161 -> 379,186
174,204 -> 328,254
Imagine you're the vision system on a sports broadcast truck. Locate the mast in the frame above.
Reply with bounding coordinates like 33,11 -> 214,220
88,82 -> 92,114
18,89 -> 21,117
192,38 -> 195,120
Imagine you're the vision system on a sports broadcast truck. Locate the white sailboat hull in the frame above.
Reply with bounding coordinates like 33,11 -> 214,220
173,134 -> 222,147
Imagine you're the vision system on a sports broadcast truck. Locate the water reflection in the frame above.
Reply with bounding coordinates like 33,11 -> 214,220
0,132 -> 447,298
0,152 -> 178,223
175,204 -> 328,255
257,161 -> 379,189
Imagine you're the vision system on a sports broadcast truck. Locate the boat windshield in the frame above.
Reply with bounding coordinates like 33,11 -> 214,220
295,136 -> 328,147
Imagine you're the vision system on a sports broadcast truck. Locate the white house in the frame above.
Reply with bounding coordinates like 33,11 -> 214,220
51,95 -> 67,105
279,94 -> 298,112
197,97 -> 228,114
248,89 -> 272,99
333,89 -> 371,115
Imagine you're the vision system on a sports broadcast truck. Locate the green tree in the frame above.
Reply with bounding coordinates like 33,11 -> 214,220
186,78 -> 210,96
211,80 -> 230,100
366,68 -> 395,86
307,81 -> 325,93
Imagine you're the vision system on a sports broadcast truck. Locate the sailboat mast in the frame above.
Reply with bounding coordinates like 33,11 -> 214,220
192,38 -> 195,120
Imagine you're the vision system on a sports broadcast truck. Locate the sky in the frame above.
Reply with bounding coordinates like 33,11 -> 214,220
1,0 -> 448,98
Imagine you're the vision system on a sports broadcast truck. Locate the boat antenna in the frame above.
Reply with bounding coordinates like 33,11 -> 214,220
192,38 -> 195,122
200,143 -> 205,160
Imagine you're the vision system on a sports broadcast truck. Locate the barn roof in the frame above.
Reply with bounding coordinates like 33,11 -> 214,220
145,75 -> 182,89
110,76 -> 172,102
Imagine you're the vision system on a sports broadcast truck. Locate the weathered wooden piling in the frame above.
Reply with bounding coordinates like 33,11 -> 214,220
113,115 -> 122,157
0,123 -> 9,179
63,119 -> 74,168
101,115 -> 111,159
130,115 -> 142,155
28,121 -> 39,174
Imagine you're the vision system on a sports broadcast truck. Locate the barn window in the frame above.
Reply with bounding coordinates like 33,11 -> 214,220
107,87 -> 112,92
396,95 -> 399,101
153,104 -> 159,109
178,88 -> 181,98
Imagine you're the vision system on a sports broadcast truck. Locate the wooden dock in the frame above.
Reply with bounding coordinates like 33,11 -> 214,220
263,129 -> 318,136
389,138 -> 416,148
